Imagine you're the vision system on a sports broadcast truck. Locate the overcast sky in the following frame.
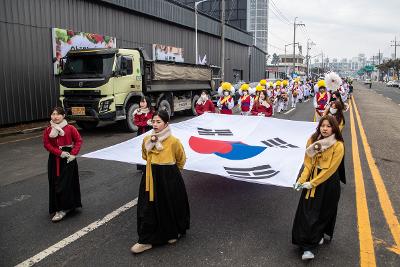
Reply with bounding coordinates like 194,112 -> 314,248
268,0 -> 400,62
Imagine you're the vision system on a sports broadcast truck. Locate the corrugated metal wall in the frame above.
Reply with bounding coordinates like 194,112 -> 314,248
250,45 -> 267,82
0,0 -> 265,125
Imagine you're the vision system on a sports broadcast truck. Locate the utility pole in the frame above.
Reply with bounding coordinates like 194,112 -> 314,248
378,49 -> 381,64
306,39 -> 315,78
292,17 -> 305,78
378,49 -> 382,81
285,43 -> 298,78
220,0 -> 225,81
321,51 -> 324,75
391,36 -> 399,59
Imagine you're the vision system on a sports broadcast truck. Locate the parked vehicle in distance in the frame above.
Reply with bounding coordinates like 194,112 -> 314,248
386,81 -> 395,87
364,78 -> 372,84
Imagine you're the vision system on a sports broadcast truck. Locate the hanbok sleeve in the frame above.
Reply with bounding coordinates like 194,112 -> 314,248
43,128 -> 62,156
174,139 -> 186,170
298,138 -> 313,184
142,139 -> 147,161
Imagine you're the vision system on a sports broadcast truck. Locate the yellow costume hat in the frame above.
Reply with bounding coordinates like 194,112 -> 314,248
240,83 -> 250,91
275,80 -> 282,87
259,79 -> 267,86
256,85 -> 265,91
222,82 -> 232,91
282,80 -> 289,87
317,80 -> 326,88
267,81 -> 274,88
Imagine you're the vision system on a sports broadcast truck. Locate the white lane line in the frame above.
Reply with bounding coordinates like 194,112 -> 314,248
284,108 -> 295,114
15,198 -> 138,267
386,97 -> 392,101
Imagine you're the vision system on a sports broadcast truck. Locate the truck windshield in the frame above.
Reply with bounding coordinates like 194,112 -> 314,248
63,54 -> 115,76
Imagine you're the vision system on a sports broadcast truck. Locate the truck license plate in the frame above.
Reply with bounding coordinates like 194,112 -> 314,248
71,107 -> 85,116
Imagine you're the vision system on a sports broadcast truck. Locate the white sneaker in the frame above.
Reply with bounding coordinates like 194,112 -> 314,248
319,238 -> 324,245
167,239 -> 177,244
130,243 -> 152,254
51,211 -> 66,222
302,251 -> 315,260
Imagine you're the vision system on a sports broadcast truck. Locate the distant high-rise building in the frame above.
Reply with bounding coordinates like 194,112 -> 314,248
176,0 -> 269,53
247,0 -> 269,53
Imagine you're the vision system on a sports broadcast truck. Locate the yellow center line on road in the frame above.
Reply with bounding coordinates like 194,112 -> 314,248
0,134 -> 42,145
349,102 -> 376,266
352,97 -> 400,255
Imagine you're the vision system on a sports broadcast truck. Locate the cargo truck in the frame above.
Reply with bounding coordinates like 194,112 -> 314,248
59,48 -> 216,131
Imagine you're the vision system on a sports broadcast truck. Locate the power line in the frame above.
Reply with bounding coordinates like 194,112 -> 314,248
269,5 -> 290,26
270,0 -> 291,24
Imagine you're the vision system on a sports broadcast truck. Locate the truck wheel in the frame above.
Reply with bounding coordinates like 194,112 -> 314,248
76,121 -> 99,131
158,99 -> 172,117
123,103 -> 139,132
191,94 -> 200,115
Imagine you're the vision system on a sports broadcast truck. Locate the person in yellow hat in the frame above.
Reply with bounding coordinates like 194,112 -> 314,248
254,84 -> 265,102
282,80 -> 290,111
266,82 -> 276,116
217,82 -> 235,115
291,79 -> 300,108
276,80 -> 288,113
313,80 -> 331,121
238,83 -> 254,115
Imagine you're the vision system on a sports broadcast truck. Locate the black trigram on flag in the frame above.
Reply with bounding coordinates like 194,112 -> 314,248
261,138 -> 298,148
224,165 -> 280,179
197,127 -> 233,136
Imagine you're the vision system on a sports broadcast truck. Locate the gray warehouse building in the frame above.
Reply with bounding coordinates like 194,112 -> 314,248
0,0 -> 267,126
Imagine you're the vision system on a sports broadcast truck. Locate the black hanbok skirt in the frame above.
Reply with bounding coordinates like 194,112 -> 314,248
292,170 -> 341,251
48,147 -> 82,214
137,164 -> 190,245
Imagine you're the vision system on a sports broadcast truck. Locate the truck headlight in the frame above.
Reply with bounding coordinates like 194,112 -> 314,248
99,99 -> 113,113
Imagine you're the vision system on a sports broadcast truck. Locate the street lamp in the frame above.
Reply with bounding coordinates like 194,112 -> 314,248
195,0 -> 209,64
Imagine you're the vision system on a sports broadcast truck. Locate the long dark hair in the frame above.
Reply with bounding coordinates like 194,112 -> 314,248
140,96 -> 152,110
311,115 -> 344,143
331,100 -> 345,126
331,91 -> 345,107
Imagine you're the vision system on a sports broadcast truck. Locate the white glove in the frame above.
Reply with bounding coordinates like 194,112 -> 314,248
147,119 -> 152,126
301,182 -> 313,189
67,154 -> 76,163
60,151 -> 70,158
293,182 -> 302,191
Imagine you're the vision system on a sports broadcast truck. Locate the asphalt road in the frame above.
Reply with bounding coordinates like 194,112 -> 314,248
1,86 -> 399,266
361,81 -> 400,105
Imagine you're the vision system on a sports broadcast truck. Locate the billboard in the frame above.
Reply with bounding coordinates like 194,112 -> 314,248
152,44 -> 184,62
52,28 -> 116,74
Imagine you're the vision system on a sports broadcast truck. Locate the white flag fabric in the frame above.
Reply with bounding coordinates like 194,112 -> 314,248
82,113 -> 317,187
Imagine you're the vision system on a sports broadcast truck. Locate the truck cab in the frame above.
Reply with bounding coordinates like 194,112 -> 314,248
60,48 -> 215,131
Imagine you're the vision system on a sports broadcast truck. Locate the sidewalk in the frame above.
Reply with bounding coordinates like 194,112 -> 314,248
0,120 -> 76,138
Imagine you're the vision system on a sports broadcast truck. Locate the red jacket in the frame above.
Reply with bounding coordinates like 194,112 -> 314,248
134,110 -> 153,127
195,100 -> 215,115
251,100 -> 272,117
43,124 -> 83,156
